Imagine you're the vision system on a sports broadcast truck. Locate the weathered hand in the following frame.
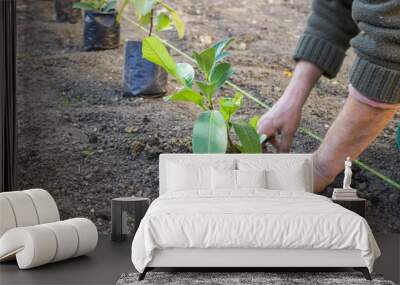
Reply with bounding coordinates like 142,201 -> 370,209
257,60 -> 323,152
257,89 -> 303,152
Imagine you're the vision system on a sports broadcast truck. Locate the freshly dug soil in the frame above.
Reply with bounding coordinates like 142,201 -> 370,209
16,0 -> 399,233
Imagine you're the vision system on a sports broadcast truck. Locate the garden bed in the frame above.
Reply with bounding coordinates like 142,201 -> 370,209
16,0 -> 399,233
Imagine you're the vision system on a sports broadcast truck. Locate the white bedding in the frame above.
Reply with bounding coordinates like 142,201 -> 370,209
131,190 -> 380,273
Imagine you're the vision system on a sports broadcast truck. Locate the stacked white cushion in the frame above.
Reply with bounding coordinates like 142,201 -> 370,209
0,196 -> 17,237
0,189 -> 97,269
64,218 -> 98,257
24,189 -> 60,223
0,218 -> 98,269
1,191 -> 40,227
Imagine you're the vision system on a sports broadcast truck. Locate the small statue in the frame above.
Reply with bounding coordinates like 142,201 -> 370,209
343,157 -> 352,189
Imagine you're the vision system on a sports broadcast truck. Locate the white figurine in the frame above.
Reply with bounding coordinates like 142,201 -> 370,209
343,157 -> 352,189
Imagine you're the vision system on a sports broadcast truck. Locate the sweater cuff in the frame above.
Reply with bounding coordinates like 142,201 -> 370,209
349,56 -> 400,104
293,34 -> 346,78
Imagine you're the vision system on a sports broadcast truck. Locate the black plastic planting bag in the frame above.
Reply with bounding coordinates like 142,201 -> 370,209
123,41 -> 168,97
83,11 -> 120,51
54,0 -> 81,23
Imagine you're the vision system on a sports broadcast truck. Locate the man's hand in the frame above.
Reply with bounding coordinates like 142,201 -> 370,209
257,61 -> 323,152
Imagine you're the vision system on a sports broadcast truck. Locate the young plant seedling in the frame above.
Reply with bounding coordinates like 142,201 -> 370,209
141,36 -> 267,153
117,0 -> 184,38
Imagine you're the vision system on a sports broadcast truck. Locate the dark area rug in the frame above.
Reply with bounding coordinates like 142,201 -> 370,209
116,272 -> 395,285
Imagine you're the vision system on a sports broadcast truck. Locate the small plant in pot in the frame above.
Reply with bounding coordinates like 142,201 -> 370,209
73,0 -> 120,51
142,36 -> 267,153
54,0 -> 81,23
118,0 -> 185,97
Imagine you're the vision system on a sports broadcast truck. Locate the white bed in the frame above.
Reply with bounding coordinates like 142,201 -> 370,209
131,154 -> 380,280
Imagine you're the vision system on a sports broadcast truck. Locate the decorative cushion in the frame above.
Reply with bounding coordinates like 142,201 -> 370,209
236,169 -> 267,189
0,218 -> 98,269
211,169 -> 268,191
167,160 -> 236,192
238,159 -> 309,191
211,168 -> 236,190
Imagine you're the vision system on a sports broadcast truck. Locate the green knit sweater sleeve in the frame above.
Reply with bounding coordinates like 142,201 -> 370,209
294,0 -> 400,104
293,0 -> 359,78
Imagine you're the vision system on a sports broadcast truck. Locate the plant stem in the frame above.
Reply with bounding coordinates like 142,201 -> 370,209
227,132 -> 239,153
148,9 -> 154,36
226,122 -> 240,153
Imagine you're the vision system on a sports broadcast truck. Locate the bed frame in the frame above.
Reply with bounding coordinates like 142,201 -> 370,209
139,154 -> 372,281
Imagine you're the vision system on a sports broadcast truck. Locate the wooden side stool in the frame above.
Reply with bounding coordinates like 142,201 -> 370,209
111,197 -> 150,242
331,198 -> 366,218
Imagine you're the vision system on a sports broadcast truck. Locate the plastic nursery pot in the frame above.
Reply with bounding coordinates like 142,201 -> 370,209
83,11 -> 120,51
123,40 -> 168,97
54,0 -> 81,23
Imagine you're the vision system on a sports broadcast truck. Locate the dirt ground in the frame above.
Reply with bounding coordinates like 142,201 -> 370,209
16,0 -> 399,233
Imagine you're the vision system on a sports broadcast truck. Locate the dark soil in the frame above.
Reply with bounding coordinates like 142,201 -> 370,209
16,0 -> 399,233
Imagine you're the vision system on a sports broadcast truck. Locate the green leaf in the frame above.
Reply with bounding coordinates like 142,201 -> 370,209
142,36 -> 176,76
212,38 -> 234,62
160,2 -> 185,39
192,48 -> 216,80
138,12 -> 152,25
103,0 -> 117,12
216,51 -> 230,62
134,0 -> 156,15
156,12 -> 170,32
164,88 -> 205,110
116,0 -> 129,22
219,92 -> 243,121
210,62 -> 234,87
248,115 -> 267,144
249,115 -> 260,129
232,121 -> 262,153
192,111 -> 228,153
176,63 -> 195,87
196,81 -> 218,101
73,2 -> 97,10
396,125 -> 400,150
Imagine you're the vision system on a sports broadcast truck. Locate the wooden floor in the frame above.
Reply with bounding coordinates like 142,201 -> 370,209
0,234 -> 398,285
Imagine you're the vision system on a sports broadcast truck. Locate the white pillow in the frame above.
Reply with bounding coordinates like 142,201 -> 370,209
266,165 -> 307,192
167,160 -> 236,192
211,169 -> 267,191
238,159 -> 309,192
211,168 -> 236,190
167,162 -> 210,191
236,169 -> 267,189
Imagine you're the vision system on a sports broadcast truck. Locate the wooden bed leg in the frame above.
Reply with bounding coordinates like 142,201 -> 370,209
138,268 -> 148,281
354,267 -> 371,280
